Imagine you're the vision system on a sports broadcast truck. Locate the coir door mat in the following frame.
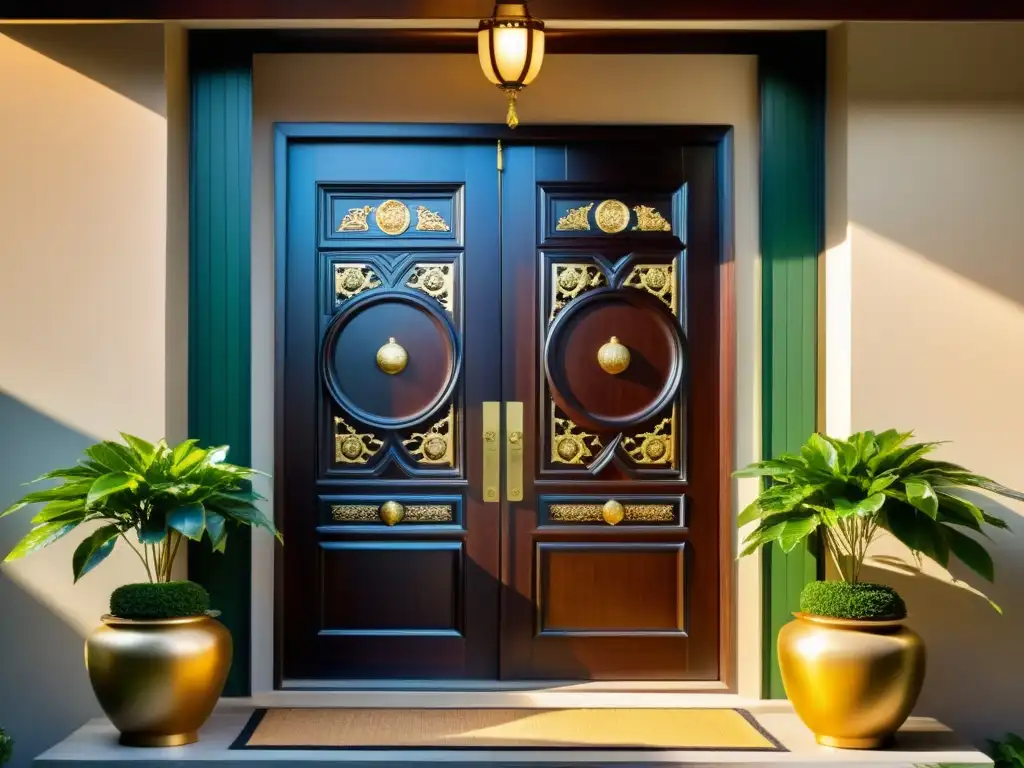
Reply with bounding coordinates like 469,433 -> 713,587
231,707 -> 786,751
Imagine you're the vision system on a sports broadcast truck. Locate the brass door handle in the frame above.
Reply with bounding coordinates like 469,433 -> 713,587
482,402 -> 500,503
506,402 -> 524,501
597,336 -> 630,374
376,337 -> 408,374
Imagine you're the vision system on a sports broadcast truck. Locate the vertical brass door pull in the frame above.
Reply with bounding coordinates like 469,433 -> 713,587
482,402 -> 500,503
506,402 -> 524,502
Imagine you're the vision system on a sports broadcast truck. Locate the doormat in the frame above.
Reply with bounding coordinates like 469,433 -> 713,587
231,708 -> 786,751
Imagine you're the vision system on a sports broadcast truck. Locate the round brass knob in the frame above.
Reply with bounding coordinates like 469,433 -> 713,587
376,337 -> 408,375
602,500 -> 625,526
378,501 -> 405,526
597,336 -> 630,375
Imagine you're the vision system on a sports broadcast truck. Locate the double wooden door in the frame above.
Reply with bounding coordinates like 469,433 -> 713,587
279,129 -> 725,682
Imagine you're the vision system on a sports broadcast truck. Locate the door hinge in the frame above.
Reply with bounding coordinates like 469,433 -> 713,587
497,140 -> 504,172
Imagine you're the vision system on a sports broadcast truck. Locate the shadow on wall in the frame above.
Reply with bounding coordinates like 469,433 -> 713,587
0,23 -> 167,115
0,392 -> 101,768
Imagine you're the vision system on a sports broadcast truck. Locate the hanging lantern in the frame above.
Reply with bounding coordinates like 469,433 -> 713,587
477,2 -> 545,129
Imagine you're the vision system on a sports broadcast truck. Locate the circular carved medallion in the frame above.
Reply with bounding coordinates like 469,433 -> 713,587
339,267 -> 365,292
375,199 -> 411,236
595,199 -> 630,234
558,267 -> 582,291
423,268 -> 446,292
556,436 -> 582,462
322,291 -> 460,430
339,435 -> 364,461
643,268 -> 668,291
644,437 -> 668,461
424,435 -> 448,461
544,287 -> 685,432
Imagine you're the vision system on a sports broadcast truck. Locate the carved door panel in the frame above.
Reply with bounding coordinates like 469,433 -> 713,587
280,141 -> 501,679
499,142 -> 723,679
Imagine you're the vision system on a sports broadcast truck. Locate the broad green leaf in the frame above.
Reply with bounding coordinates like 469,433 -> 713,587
982,510 -> 1010,530
868,471 -> 899,495
896,442 -> 942,471
732,460 -> 800,479
85,442 -> 136,473
802,434 -> 838,474
72,524 -> 120,581
120,433 -> 157,469
833,493 -> 886,519
880,502 -> 950,568
867,429 -> 914,471
4,521 -> 79,561
851,431 -> 878,464
86,472 -> 137,507
936,498 -> 984,533
171,439 -> 199,466
206,511 -> 227,549
771,515 -> 821,553
755,483 -> 824,515
29,464 -> 102,483
172,447 -> 208,477
205,445 -> 230,465
905,478 -> 939,519
168,502 -> 206,541
942,526 -> 994,582
31,499 -> 86,524
217,503 -> 282,542
737,499 -> 762,527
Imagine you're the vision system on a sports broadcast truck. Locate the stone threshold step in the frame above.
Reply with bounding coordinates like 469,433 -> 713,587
35,705 -> 992,767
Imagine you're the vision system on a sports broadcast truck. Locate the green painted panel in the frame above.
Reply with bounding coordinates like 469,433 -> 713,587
188,45 -> 253,696
759,34 -> 826,699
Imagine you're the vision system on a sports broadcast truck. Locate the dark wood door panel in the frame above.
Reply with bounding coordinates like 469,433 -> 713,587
500,140 -> 724,681
280,140 -> 501,680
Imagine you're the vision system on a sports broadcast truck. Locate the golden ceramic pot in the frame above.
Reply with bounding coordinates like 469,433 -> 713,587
778,612 -> 926,749
85,614 -> 232,747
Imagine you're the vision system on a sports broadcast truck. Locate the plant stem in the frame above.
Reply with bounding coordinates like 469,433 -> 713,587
167,532 -> 183,581
120,533 -> 153,583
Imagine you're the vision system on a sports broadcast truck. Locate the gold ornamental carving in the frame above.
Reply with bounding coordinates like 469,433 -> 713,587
415,205 -> 450,232
403,405 -> 455,466
334,264 -> 381,303
406,263 -> 454,314
331,503 -> 454,524
595,199 -> 630,234
597,336 -> 631,375
375,199 -> 411,235
556,202 -> 593,231
550,263 -> 606,321
334,416 -> 384,464
632,204 -> 671,232
337,205 -> 374,232
624,261 -> 677,315
623,411 -> 676,466
375,337 -> 408,375
551,404 -> 602,465
549,503 -> 675,524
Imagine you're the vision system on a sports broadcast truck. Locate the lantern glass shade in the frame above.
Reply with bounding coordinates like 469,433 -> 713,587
477,4 -> 545,87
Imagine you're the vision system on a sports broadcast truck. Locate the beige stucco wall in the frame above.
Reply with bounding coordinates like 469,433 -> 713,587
0,24 -> 188,766
251,52 -> 763,697
837,22 -> 1024,742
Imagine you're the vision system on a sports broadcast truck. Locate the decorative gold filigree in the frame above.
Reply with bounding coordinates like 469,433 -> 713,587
550,263 -> 606,321
595,199 -> 630,233
337,205 -> 374,232
556,203 -> 593,231
549,503 -> 675,524
406,263 -> 454,314
624,261 -> 677,315
334,264 -> 382,304
632,204 -> 671,232
334,416 -> 384,464
415,205 -> 450,232
375,199 -> 411,235
551,403 -> 603,465
402,406 -> 455,466
331,503 -> 454,524
331,505 -> 378,522
404,505 -> 454,523
622,409 -> 676,465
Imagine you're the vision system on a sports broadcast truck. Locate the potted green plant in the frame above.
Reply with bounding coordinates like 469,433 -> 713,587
736,430 -> 1019,749
2,435 -> 280,747
989,734 -> 1024,768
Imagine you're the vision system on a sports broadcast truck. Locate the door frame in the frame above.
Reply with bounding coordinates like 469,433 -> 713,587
188,29 -> 824,697
271,122 -> 735,688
